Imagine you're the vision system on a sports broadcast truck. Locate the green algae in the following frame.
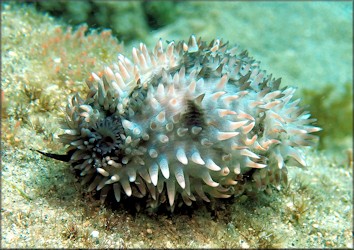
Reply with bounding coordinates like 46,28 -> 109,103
301,82 -> 353,152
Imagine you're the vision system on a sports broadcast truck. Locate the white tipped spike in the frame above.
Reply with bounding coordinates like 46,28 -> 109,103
251,72 -> 264,87
264,90 -> 282,100
229,120 -> 248,130
201,171 -> 219,187
244,134 -> 258,146
195,184 -> 210,202
240,149 -> 260,159
274,151 -> 284,169
149,163 -> 159,186
157,83 -> 165,96
87,176 -> 101,192
97,81 -> 106,105
205,158 -> 221,171
220,167 -> 230,176
172,72 -> 179,86
97,168 -> 109,177
237,111 -> 255,121
133,65 -> 140,83
123,56 -> 134,72
259,100 -> 281,109
142,132 -> 150,140
222,178 -> 238,186
136,176 -> 147,196
133,128 -> 141,136
210,39 -> 220,52
138,168 -> 152,184
111,174 -> 120,182
306,126 -> 322,133
217,131 -> 239,141
132,47 -> 139,64
110,80 -> 123,97
211,91 -> 226,101
188,35 -> 198,52
177,127 -> 188,137
262,139 -> 280,149
126,168 -> 137,182
114,72 -> 126,90
154,39 -> 163,56
157,111 -> 166,123
287,128 -> 307,134
246,158 -> 267,169
157,179 -> 164,193
149,148 -> 158,158
233,163 -> 241,174
166,123 -> 174,132
182,42 -> 188,52
150,121 -> 157,130
117,61 -> 130,80
159,157 -> 170,179
188,79 -> 197,93
191,150 -> 205,165
242,122 -> 255,134
254,141 -> 266,151
113,183 -> 121,202
146,182 -> 157,200
176,147 -> 188,165
166,180 -> 176,206
122,119 -> 134,130
158,134 -> 169,143
91,72 -> 101,82
217,109 -> 237,117
104,66 -> 115,81
80,104 -> 93,113
174,165 -> 186,189
166,41 -> 175,58
249,100 -> 264,108
181,192 -> 192,206
210,190 -> 231,199
184,174 -> 191,195
222,95 -> 240,105
167,84 -> 176,96
196,77 -> 204,86
287,147 -> 306,166
96,178 -> 108,191
140,43 -> 150,60
120,178 -> 132,196
139,51 -> 148,70
191,126 -> 202,135
65,129 -> 79,136
216,74 -> 228,90
150,97 -> 160,110
268,110 -> 285,122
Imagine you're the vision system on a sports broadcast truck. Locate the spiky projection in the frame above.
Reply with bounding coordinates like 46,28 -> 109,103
58,35 -> 320,210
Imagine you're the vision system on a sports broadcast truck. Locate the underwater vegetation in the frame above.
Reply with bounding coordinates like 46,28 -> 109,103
301,82 -> 353,152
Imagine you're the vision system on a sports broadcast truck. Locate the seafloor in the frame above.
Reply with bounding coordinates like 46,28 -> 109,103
1,2 -> 352,248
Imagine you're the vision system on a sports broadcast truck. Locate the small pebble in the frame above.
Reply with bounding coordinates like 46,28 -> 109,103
146,228 -> 152,234
90,230 -> 99,238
